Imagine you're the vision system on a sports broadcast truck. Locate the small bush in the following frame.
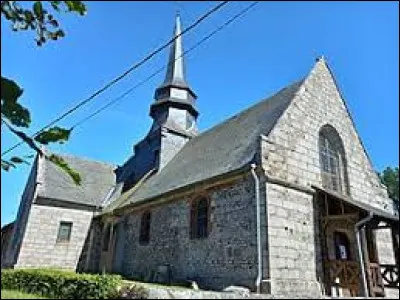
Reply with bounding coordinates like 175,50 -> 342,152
1,269 -> 121,299
108,284 -> 149,299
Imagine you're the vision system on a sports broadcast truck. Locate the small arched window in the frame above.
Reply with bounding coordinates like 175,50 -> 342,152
190,197 -> 210,239
139,211 -> 151,245
319,124 -> 349,195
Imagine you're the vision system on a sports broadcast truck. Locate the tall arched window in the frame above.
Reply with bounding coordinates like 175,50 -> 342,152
139,211 -> 151,245
319,124 -> 349,195
190,197 -> 210,239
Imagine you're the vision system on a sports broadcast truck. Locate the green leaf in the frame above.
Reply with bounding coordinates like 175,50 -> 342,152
64,1 -> 87,15
1,159 -> 16,171
1,76 -> 23,103
10,156 -> 30,165
50,1 -> 62,11
33,1 -> 43,17
1,100 -> 31,127
1,76 -> 31,127
47,154 -> 81,185
34,127 -> 72,145
23,10 -> 34,23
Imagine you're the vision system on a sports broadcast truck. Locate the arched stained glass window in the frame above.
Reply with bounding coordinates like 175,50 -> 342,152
319,124 -> 349,195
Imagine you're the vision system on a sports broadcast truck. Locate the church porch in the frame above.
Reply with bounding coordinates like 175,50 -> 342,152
315,189 -> 399,298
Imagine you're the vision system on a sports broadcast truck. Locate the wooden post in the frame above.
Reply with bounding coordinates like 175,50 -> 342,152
360,226 -> 371,296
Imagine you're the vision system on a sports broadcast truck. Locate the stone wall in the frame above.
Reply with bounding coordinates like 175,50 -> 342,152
264,182 -> 322,296
120,176 -> 259,290
4,157 -> 38,268
15,200 -> 93,270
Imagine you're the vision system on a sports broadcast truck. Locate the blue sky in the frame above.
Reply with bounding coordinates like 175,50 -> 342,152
1,1 -> 399,226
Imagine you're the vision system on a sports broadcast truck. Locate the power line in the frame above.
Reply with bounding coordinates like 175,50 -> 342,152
70,1 -> 260,130
1,1 -> 230,156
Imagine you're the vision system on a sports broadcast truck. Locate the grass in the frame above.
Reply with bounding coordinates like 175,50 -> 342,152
122,279 -> 190,291
1,289 -> 47,299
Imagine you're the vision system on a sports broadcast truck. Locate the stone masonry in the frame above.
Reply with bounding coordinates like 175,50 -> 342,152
262,182 -> 322,296
3,157 -> 38,268
14,201 -> 94,270
119,176 -> 259,290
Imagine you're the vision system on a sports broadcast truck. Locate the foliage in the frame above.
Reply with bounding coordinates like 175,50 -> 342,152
34,127 -> 72,145
379,166 -> 399,202
1,1 -> 86,185
1,269 -> 121,299
1,77 -> 30,127
108,284 -> 149,299
1,1 -> 86,46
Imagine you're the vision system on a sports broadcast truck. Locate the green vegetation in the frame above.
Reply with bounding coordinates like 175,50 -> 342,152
379,166 -> 399,202
1,269 -> 121,299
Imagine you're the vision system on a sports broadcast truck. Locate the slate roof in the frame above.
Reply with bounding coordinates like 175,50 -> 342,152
38,153 -> 116,207
112,80 -> 304,211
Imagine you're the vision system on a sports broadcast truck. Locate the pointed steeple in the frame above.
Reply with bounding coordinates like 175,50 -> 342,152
163,14 -> 187,88
151,14 -> 198,119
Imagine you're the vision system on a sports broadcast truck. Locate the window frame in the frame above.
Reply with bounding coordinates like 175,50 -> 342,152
318,125 -> 349,195
190,196 -> 211,240
139,211 -> 151,245
56,221 -> 73,243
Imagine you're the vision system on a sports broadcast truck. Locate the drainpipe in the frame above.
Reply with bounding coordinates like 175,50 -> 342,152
355,211 -> 373,297
251,164 -> 262,294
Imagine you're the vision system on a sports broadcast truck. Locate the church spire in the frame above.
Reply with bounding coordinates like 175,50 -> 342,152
163,13 -> 187,88
151,15 -> 198,119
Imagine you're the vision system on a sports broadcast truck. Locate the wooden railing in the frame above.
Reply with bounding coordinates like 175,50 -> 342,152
326,260 -> 360,296
368,262 -> 384,297
380,264 -> 399,289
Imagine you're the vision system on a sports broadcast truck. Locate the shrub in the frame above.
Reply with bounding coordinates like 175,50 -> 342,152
108,284 -> 149,299
1,269 -> 121,299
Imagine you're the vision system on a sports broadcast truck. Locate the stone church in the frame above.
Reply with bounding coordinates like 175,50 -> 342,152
2,16 -> 399,298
